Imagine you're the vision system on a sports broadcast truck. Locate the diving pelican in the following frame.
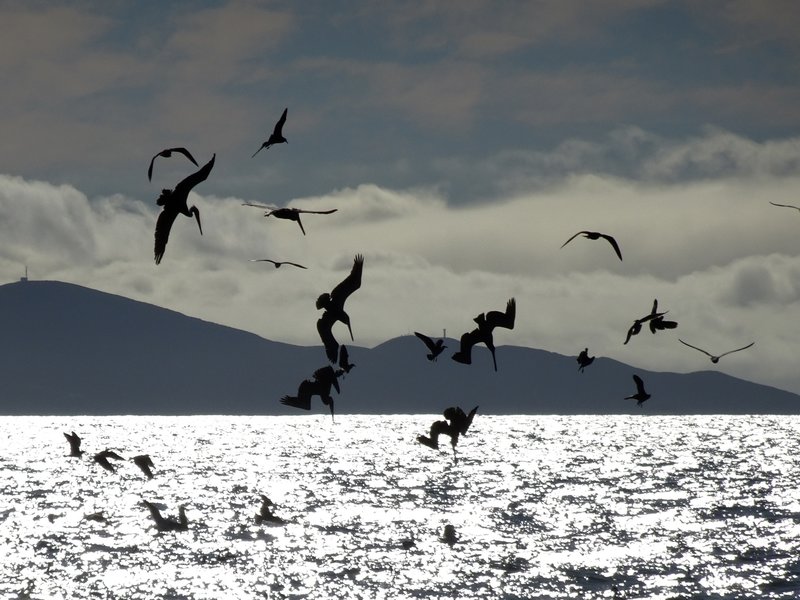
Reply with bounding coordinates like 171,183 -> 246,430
280,365 -> 341,420
452,298 -> 516,371
414,331 -> 447,362
316,254 -> 364,362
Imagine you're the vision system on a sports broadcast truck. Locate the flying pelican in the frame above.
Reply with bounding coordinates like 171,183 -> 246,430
337,344 -> 355,376
280,365 -> 341,420
624,299 -> 669,344
414,331 -> 447,361
577,348 -> 595,372
452,298 -> 516,371
250,259 -> 307,269
678,339 -> 755,364
93,449 -> 125,472
154,154 -> 215,264
252,107 -> 288,157
316,254 -> 364,361
769,201 -> 800,212
243,202 -> 338,235
133,454 -> 155,479
417,406 -> 478,452
142,500 -> 188,532
649,314 -> 678,333
561,230 -> 622,261
254,495 -> 286,525
625,374 -> 651,406
63,431 -> 83,457
147,147 -> 198,181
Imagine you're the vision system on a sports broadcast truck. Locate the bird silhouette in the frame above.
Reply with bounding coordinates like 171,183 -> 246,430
250,259 -> 307,269
133,454 -> 155,479
678,339 -> 754,364
154,154 -> 215,264
336,344 -> 355,376
83,511 -> 107,523
142,500 -> 188,532
418,406 -> 478,452
561,230 -> 622,261
316,254 -> 364,362
243,202 -> 338,235
252,107 -> 288,157
649,314 -> 678,333
769,201 -> 800,212
147,147 -> 198,181
577,348 -> 595,372
280,365 -> 341,420
625,374 -> 650,405
63,431 -> 83,457
442,524 -> 457,547
254,495 -> 286,525
93,450 -> 125,472
414,331 -> 447,361
452,298 -> 516,371
624,299 -> 669,344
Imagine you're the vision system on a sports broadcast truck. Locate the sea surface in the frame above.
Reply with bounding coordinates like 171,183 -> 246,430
2,415 -> 800,599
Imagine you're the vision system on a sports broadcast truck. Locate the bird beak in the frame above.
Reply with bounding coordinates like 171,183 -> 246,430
194,210 -> 203,235
347,323 -> 354,341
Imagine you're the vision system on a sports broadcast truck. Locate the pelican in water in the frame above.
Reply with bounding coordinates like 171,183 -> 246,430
452,298 -> 516,371
147,147 -> 198,181
442,524 -> 457,547
678,339 -> 754,364
154,154 -> 215,264
243,202 -> 338,235
577,348 -> 595,372
63,431 -> 83,457
316,254 -> 364,362
625,374 -> 651,406
93,449 -> 125,472
280,365 -> 341,420
133,454 -> 155,479
250,259 -> 307,269
414,331 -> 447,362
254,495 -> 286,525
418,406 -> 478,452
142,500 -> 188,532
252,107 -> 288,157
561,230 -> 622,261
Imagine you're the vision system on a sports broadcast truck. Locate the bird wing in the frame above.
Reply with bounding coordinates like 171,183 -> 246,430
717,342 -> 755,358
678,339 -> 713,358
560,231 -> 587,249
174,154 -> 215,197
250,259 -> 278,265
769,201 -> 800,211
338,345 -> 350,369
294,208 -> 338,215
330,254 -> 364,305
632,374 -> 646,395
147,154 -> 158,181
272,107 -> 287,136
317,313 -> 340,363
414,331 -> 437,352
599,233 -> 623,260
242,202 -> 280,212
485,298 -> 516,330
280,394 -> 311,411
103,450 -> 125,461
154,207 -> 179,265
283,261 -> 307,269
171,147 -> 198,167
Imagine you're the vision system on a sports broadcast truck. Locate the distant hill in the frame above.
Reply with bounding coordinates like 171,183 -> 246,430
1,280 -> 798,415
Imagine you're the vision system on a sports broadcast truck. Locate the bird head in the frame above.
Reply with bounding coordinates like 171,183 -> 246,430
190,206 -> 203,235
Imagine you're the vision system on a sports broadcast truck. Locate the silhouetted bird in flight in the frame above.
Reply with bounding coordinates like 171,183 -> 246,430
252,107 -> 288,157
452,298 -> 516,371
418,406 -> 478,452
561,230 -> 622,261
316,254 -> 364,362
147,147 -> 198,181
250,259 -> 307,269
93,450 -> 125,472
142,500 -> 188,532
63,431 -> 83,457
769,201 -> 800,212
414,331 -> 447,361
625,374 -> 650,406
649,313 -> 678,333
133,454 -> 155,479
678,339 -> 754,363
577,348 -> 595,372
254,495 -> 286,525
243,202 -> 338,235
154,154 -> 215,264
624,299 -> 669,344
280,365 -> 341,420
336,344 -> 355,376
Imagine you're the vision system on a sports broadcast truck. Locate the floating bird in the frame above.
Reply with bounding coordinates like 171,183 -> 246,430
154,154 -> 215,264
316,254 -> 364,362
678,339 -> 755,364
147,147 -> 198,181
252,107 -> 288,157
414,332 -> 447,362
561,230 -> 622,261
243,202 -> 338,235
280,365 -> 341,420
93,450 -> 125,472
142,500 -> 188,532
133,454 -> 155,479
250,259 -> 307,269
63,431 -> 83,457
254,495 -> 286,526
83,512 -> 107,523
625,374 -> 651,406
337,344 -> 355,376
452,298 -> 516,371
418,406 -> 478,452
769,201 -> 800,212
577,348 -> 595,373
442,524 -> 457,547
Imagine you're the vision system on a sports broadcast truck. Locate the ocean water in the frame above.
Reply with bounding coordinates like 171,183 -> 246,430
2,415 -> 800,599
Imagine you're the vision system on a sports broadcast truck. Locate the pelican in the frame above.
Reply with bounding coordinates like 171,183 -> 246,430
624,299 -> 669,344
280,365 -> 341,420
625,374 -> 651,405
63,431 -> 83,457
83,512 -> 107,523
769,201 -> 800,212
254,495 -> 286,525
154,154 -> 215,264
142,500 -> 188,532
93,449 -> 125,472
133,454 -> 155,479
649,314 -> 678,333
147,147 -> 198,181
417,406 -> 478,452
577,348 -> 595,372
316,254 -> 364,361
414,331 -> 447,361
442,524 -> 457,547
243,202 -> 338,235
561,230 -> 622,261
678,339 -> 754,364
250,259 -> 307,269
337,344 -> 355,376
252,107 -> 288,157
452,298 -> 516,371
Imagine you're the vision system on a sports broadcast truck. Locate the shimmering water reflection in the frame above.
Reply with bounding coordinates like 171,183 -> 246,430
3,415 -> 800,599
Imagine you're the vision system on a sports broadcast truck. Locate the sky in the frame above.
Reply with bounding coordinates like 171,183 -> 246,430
2,1 -> 800,395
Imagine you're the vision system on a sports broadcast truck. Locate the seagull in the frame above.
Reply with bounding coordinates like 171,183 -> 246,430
337,344 -> 355,376
147,147 -> 198,181
93,450 -> 125,472
452,298 -> 516,371
142,500 -> 188,532
243,202 -> 338,235
577,348 -> 595,372
280,365 -> 341,420
561,230 -> 622,261
769,201 -> 800,212
316,254 -> 364,362
63,431 -> 84,457
625,374 -> 651,406
254,495 -> 286,526
678,339 -> 755,364
250,259 -> 307,269
417,406 -> 478,452
252,107 -> 288,157
154,154 -> 215,264
133,454 -> 155,479
414,332 -> 447,362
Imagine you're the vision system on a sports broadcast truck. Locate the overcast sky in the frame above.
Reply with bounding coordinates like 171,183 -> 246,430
2,1 -> 800,395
